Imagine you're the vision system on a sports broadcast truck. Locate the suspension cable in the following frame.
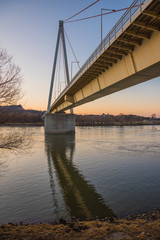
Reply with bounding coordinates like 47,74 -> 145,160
64,0 -> 101,22
65,4 -> 143,23
64,30 -> 80,69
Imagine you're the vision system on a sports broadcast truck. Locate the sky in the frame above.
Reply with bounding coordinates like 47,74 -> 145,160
0,0 -> 159,117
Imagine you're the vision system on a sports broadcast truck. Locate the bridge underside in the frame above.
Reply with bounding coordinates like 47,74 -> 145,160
50,0 -> 160,113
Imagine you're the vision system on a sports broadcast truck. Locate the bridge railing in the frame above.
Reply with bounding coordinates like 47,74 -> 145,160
54,0 -> 146,106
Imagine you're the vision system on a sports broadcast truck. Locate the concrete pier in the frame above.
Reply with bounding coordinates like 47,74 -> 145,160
44,113 -> 75,133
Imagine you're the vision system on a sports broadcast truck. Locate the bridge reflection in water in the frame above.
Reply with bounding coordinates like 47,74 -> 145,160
45,134 -> 115,220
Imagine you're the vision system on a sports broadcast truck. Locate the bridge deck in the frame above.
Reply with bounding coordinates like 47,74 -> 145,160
50,0 -> 160,113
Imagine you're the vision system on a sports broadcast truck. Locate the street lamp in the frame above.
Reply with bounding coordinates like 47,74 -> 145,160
71,61 -> 80,80
101,8 -> 116,43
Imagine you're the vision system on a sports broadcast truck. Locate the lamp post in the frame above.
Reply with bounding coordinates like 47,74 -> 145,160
101,8 -> 116,44
71,61 -> 79,79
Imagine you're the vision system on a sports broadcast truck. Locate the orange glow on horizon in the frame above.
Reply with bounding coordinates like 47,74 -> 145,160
23,103 -> 157,118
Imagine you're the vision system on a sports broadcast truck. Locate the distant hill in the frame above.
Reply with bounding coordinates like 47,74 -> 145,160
0,105 -> 46,124
0,105 -> 24,111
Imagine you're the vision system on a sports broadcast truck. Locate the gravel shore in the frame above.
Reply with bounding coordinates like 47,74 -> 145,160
0,210 -> 160,240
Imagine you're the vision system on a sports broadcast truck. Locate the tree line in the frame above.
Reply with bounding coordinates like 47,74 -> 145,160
76,114 -> 160,126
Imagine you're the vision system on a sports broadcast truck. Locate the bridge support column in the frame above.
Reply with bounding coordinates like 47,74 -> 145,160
44,113 -> 75,133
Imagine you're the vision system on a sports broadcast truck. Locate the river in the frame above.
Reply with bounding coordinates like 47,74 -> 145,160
0,125 -> 160,224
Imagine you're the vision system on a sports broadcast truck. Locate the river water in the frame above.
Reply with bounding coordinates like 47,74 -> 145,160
0,125 -> 160,224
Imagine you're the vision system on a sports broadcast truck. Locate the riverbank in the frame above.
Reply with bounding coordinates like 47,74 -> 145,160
76,122 -> 160,126
1,121 -> 160,127
0,122 -> 44,127
1,210 -> 160,240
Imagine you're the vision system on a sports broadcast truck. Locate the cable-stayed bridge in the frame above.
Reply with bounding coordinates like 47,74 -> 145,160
45,0 -> 160,133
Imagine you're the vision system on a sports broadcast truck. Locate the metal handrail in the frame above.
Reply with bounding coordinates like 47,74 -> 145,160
52,0 -> 146,108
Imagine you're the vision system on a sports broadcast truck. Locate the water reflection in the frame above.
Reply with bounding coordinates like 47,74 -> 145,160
45,133 -> 115,220
0,128 -> 33,176
0,128 -> 32,156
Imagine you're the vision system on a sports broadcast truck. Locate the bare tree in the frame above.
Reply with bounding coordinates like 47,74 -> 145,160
0,48 -> 22,105
0,48 -> 30,153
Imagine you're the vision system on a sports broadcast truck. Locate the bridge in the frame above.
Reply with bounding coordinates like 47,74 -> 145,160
45,0 -> 160,133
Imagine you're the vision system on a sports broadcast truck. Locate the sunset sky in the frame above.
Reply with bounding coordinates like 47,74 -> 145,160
0,0 -> 159,117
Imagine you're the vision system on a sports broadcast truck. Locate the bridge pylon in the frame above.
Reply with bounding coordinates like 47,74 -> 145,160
45,20 -> 75,133
47,20 -> 73,113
